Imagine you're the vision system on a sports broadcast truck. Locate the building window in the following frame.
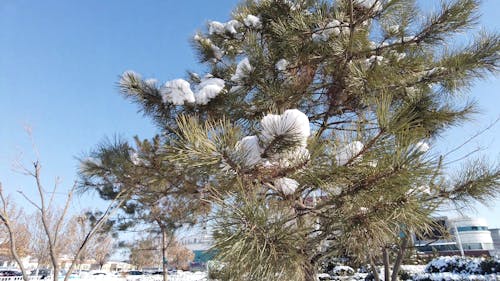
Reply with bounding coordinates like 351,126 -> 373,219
457,226 -> 488,232
462,243 -> 482,250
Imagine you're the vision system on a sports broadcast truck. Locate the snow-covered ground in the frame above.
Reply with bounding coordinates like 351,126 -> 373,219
85,271 -> 207,281
0,271 -> 207,281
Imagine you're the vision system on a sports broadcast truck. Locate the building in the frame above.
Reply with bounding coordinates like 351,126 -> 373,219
415,217 -> 495,257
489,228 -> 500,257
179,226 -> 214,265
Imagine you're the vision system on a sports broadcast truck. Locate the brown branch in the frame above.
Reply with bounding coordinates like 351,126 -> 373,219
0,183 -> 30,281
345,129 -> 384,166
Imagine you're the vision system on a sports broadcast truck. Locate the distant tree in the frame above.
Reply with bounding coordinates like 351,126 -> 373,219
0,195 -> 31,259
0,185 -> 30,281
167,240 -> 194,270
29,210 -> 67,269
128,236 -> 161,270
127,234 -> 194,270
91,233 -> 114,269
65,211 -> 116,270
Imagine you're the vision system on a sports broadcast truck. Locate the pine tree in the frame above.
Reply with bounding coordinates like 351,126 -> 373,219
79,136 -> 206,281
83,0 -> 499,280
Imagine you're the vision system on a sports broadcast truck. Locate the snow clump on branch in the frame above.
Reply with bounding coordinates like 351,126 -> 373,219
275,59 -> 289,72
208,20 -> 243,36
194,34 -> 224,60
274,177 -> 299,195
194,76 -> 226,105
160,79 -> 195,105
243,14 -> 262,29
415,141 -> 430,153
260,109 -> 311,148
312,20 -> 342,42
235,136 -> 263,168
208,21 -> 225,35
233,109 -> 311,169
335,141 -> 364,166
231,57 -> 253,83
160,75 -> 225,106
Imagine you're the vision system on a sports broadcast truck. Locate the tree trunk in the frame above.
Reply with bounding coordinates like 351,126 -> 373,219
391,235 -> 410,281
53,263 -> 60,281
303,261 -> 317,281
5,220 -> 29,281
161,225 -> 169,281
369,256 -> 380,281
382,247 -> 390,281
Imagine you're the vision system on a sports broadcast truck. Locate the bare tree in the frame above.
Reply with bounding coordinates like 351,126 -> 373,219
0,184 -> 30,281
0,131 -> 130,281
128,237 -> 162,270
166,239 -> 194,270
16,160 -> 128,281
0,195 -> 31,260
91,233 -> 114,269
128,234 -> 194,271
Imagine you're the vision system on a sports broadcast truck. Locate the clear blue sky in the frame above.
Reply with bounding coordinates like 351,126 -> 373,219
1,0 -> 499,228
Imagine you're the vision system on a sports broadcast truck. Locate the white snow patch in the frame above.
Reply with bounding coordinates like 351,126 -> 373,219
231,57 -> 253,82
402,35 -> 417,43
244,14 -> 262,29
235,135 -> 262,167
312,20 -> 342,42
275,59 -> 289,71
208,20 -> 242,35
144,78 -> 158,87
405,86 -> 419,95
274,177 -> 299,195
160,79 -> 195,105
194,35 -> 224,60
208,21 -> 225,35
335,141 -> 364,166
364,55 -> 384,67
273,146 -> 310,168
415,141 -> 430,153
225,20 -> 242,35
332,265 -> 355,275
194,76 -> 225,105
260,109 -> 311,148
129,150 -> 141,165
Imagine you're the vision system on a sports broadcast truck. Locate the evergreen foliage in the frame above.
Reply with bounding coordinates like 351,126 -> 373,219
81,0 -> 499,280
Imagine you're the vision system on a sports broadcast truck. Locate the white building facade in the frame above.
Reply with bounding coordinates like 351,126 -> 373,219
415,217 -> 495,257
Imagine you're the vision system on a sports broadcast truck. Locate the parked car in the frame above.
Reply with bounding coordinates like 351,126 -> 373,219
0,270 -> 22,277
89,270 -> 109,276
30,268 -> 51,277
126,270 -> 144,281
